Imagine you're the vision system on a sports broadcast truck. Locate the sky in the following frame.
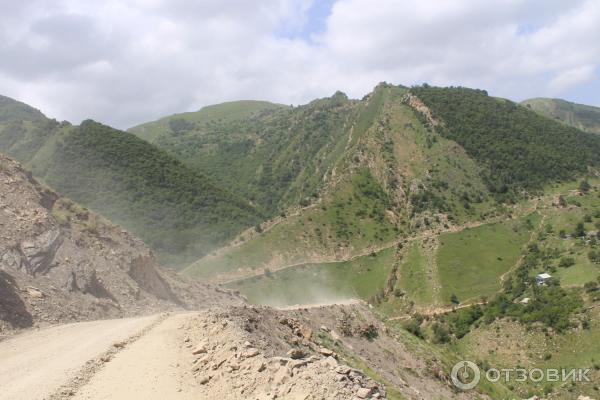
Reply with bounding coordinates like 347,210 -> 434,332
0,0 -> 599,129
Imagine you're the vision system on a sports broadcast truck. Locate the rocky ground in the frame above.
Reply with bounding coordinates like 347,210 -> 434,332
0,154 -> 240,337
65,304 -> 487,400
175,307 -> 387,400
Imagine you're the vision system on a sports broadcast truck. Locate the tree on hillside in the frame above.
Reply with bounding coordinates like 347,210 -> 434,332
558,196 -> 568,207
559,257 -> 575,268
574,222 -> 586,238
410,86 -> 600,199
589,250 -> 600,265
450,293 -> 460,305
579,179 -> 591,193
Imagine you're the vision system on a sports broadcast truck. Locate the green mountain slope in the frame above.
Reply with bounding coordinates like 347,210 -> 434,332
180,85 -> 600,293
411,86 -> 600,200
130,95 -> 360,215
131,100 -> 286,143
182,84 -> 495,280
0,96 -> 261,266
521,97 -> 600,135
133,88 -> 600,399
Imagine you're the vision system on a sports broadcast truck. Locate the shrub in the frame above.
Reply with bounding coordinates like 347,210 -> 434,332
432,323 -> 451,344
579,180 -> 591,193
573,222 -> 586,237
559,257 -> 576,268
584,281 -> 599,293
359,324 -> 379,341
403,319 -> 423,338
450,293 -> 460,305
589,250 -> 600,264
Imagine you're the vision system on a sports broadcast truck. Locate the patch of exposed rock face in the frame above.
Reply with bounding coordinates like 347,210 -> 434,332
401,92 -> 440,128
0,154 -> 241,336
128,255 -> 179,303
18,229 -> 63,275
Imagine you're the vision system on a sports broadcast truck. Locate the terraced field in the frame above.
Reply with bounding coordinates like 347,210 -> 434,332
436,214 -> 540,304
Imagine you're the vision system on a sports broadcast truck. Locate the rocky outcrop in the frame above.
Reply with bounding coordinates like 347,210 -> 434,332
19,229 -> 63,275
128,256 -> 179,304
402,92 -> 440,128
0,154 -> 241,336
0,270 -> 33,329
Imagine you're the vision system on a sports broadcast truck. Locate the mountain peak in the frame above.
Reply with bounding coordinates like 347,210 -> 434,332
0,94 -> 46,123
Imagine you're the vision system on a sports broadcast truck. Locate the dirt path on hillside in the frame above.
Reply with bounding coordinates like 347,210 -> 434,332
30,309 -> 384,400
387,301 -> 487,321
217,218 -> 491,285
209,190 -> 561,286
0,315 -> 159,400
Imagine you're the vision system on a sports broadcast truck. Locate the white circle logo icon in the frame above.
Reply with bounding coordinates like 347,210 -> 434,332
451,361 -> 480,390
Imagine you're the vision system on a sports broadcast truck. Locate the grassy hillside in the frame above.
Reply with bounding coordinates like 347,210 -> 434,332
393,179 -> 600,399
436,213 -> 538,304
184,84 -> 494,280
0,95 -> 47,123
396,241 -> 436,306
0,96 -> 261,266
130,94 -> 358,216
411,86 -> 600,200
130,100 -> 286,143
522,97 -> 600,135
187,84 -> 599,283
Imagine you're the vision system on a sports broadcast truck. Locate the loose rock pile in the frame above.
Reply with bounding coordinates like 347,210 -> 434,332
180,308 -> 387,399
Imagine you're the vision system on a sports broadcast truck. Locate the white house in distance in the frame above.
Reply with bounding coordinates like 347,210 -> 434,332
536,273 -> 552,285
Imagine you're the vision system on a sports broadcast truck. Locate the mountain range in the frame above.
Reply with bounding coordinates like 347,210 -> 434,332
1,84 -> 600,399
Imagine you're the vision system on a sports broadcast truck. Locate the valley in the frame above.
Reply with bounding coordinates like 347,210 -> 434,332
3,2 -> 600,399
1,83 -> 600,399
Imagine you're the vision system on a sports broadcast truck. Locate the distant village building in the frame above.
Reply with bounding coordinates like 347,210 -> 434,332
536,273 -> 552,285
520,297 -> 531,304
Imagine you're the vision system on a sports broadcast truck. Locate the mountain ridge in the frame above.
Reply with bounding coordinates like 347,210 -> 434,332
521,97 -> 600,135
177,84 -> 600,288
0,95 -> 262,267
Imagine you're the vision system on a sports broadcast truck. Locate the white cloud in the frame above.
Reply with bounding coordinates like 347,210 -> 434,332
548,65 -> 596,94
0,0 -> 599,128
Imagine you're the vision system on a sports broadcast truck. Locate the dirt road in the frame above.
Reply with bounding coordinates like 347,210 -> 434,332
0,315 -> 159,400
73,313 -> 197,400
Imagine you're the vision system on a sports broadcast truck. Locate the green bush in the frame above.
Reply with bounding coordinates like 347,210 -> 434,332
559,257 -> 576,268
